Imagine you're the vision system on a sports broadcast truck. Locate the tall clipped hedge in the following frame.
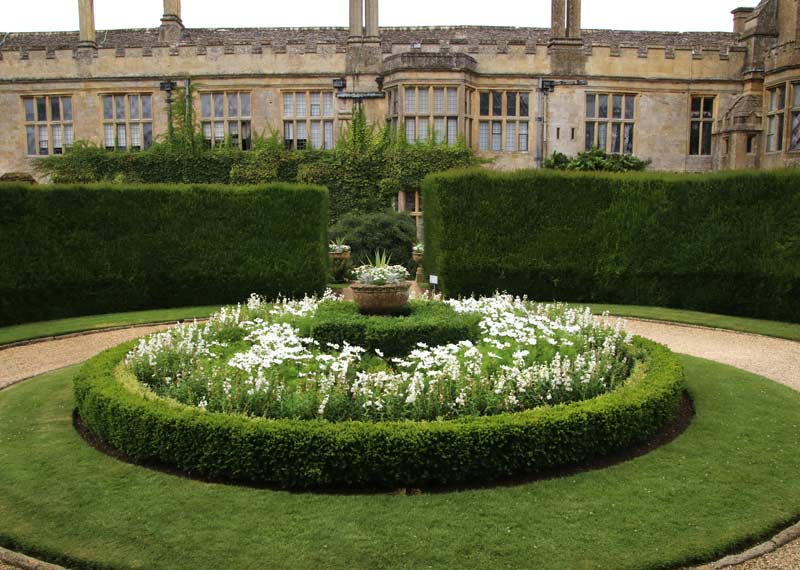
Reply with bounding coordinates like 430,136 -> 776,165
423,169 -> 800,323
0,182 -> 328,326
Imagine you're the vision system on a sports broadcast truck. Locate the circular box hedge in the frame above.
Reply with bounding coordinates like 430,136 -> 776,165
74,337 -> 684,490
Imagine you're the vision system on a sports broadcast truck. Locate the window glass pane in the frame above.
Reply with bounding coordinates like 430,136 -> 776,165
64,125 -> 74,148
777,86 -> 786,110
201,94 -> 211,118
767,116 -> 776,151
598,95 -> 608,119
491,121 -> 502,151
242,121 -> 252,151
611,123 -> 621,153
597,122 -> 608,151
793,85 -> 800,108
434,117 -> 445,144
769,89 -> 776,112
506,122 -> 517,152
405,88 -> 416,114
492,92 -> 502,116
310,121 -> 321,149
418,118 -> 429,142
405,119 -> 416,142
434,88 -> 445,115
283,122 -> 294,149
480,92 -> 490,116
585,122 -> 595,151
214,122 -> 225,142
623,123 -> 634,154
52,125 -> 63,154
241,93 -> 251,117
213,94 -> 224,118
228,93 -> 239,117
405,192 -> 416,213
419,89 -> 430,114
103,96 -> 114,120
702,97 -> 713,119
624,96 -> 634,120
143,123 -> 153,149
26,126 -> 36,155
23,98 -> 35,122
612,95 -> 623,119
311,92 -> 321,117
690,121 -> 700,155
447,118 -> 458,146
37,98 -> 47,122
519,122 -> 529,152
519,93 -> 529,117
586,94 -> 596,118
141,96 -> 152,120
323,92 -> 334,116
701,122 -> 712,155
117,124 -> 127,149
105,124 -> 115,149
131,123 -> 141,149
38,126 -> 49,155
790,112 -> 800,151
283,93 -> 294,117
324,120 -> 334,149
447,88 -> 458,115
691,97 -> 701,119
506,93 -> 517,117
777,112 -> 784,151
129,96 -> 140,120
479,121 -> 489,150
296,93 -> 307,118
115,96 -> 125,120
50,98 -> 61,121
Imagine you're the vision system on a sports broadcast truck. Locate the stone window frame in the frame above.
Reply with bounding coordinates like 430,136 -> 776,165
282,90 -> 335,151
464,88 -> 475,149
584,92 -> 636,155
101,93 -> 154,152
789,82 -> 800,153
765,83 -> 786,154
476,89 -> 531,153
200,91 -> 253,150
688,95 -> 715,156
22,95 -> 74,157
399,85 -> 461,145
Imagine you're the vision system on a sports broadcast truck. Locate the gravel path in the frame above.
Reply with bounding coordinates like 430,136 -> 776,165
0,317 -> 798,570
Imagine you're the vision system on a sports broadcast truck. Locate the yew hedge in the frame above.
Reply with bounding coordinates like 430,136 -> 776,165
0,182 -> 328,326
422,169 -> 800,323
74,337 -> 684,490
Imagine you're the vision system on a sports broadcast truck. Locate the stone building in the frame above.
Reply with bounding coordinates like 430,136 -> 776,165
1,0 -> 799,211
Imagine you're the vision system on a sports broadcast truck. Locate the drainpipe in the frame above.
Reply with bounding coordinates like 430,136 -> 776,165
535,80 -> 552,169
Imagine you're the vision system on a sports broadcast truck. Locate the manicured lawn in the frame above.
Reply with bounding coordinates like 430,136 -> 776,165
1,357 -> 799,570
587,304 -> 800,342
0,306 -> 219,346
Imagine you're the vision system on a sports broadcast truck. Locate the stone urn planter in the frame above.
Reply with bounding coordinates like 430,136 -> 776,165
412,251 -> 425,284
351,281 -> 412,315
329,251 -> 351,262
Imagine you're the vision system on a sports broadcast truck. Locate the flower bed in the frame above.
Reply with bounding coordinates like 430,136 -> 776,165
74,293 -> 685,489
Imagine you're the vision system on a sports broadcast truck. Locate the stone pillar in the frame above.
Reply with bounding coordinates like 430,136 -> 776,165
78,0 -> 96,48
365,0 -> 379,40
732,7 -> 755,36
160,0 -> 184,43
566,0 -> 581,39
551,0 -> 566,38
350,0 -> 364,39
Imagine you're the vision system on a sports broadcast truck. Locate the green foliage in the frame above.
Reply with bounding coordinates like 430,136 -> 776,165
423,168 -> 800,322
544,148 -> 651,172
74,337 -> 683,489
292,300 -> 482,358
0,182 -> 329,326
329,210 -> 417,269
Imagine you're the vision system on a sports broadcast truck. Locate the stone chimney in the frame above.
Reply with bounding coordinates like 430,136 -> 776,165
160,0 -> 184,44
732,7 -> 755,36
349,0 -> 364,40
566,0 -> 581,39
365,0 -> 379,40
77,0 -> 96,48
551,0 -> 566,38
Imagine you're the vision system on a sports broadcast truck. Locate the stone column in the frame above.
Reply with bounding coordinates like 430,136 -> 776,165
78,0 -> 96,48
551,0 -> 566,38
566,0 -> 581,39
365,0 -> 379,40
350,0 -> 364,39
163,0 -> 182,23
160,0 -> 184,43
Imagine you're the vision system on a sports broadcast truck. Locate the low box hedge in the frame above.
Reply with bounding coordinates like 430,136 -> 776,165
290,300 -> 482,358
0,182 -> 329,326
422,169 -> 800,323
74,337 -> 684,490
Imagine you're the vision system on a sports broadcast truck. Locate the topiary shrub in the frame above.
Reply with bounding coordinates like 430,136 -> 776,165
329,210 -> 417,270
0,172 -> 37,184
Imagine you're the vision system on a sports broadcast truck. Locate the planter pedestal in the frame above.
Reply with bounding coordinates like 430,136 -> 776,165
412,252 -> 425,284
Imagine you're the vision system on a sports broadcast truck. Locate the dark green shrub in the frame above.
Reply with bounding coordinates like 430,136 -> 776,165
544,148 -> 651,172
75,337 -> 684,489
0,172 -> 37,184
291,300 -> 482,358
423,168 -> 800,322
0,182 -> 328,326
329,210 -> 418,269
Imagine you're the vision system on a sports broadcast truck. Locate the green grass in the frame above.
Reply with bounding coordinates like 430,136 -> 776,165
587,304 -> 800,342
1,358 -> 799,570
0,306 -> 219,346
